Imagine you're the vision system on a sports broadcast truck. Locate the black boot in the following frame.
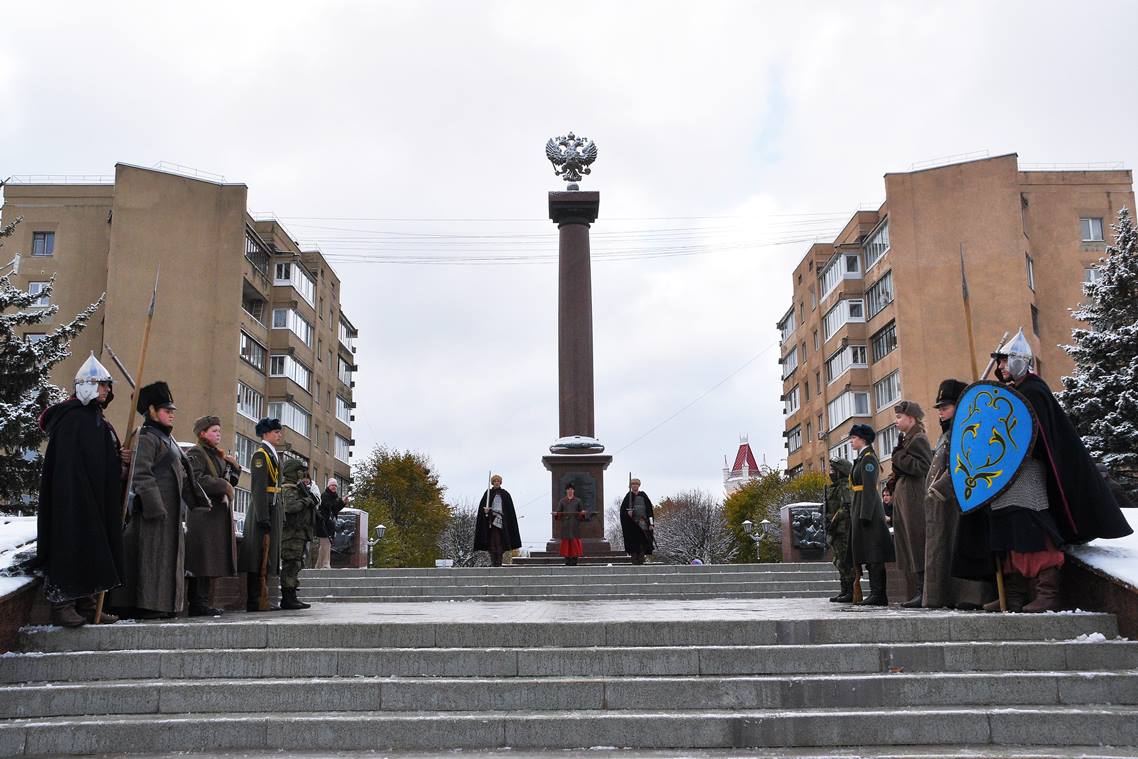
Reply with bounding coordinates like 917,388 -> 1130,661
188,577 -> 223,617
829,579 -> 854,603
857,563 -> 888,606
280,588 -> 310,610
901,571 -> 924,608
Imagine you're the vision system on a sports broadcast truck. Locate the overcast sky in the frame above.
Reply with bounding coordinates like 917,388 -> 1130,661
3,1 -> 1137,550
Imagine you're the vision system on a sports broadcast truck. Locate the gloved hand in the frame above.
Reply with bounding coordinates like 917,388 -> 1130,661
861,519 -> 872,527
257,519 -> 271,531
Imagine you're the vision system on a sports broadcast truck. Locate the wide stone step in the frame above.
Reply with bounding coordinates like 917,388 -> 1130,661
15,611 -> 1120,653
298,570 -> 838,588
3,706 -> 1137,754
300,562 -> 834,578
299,590 -> 837,603
4,670 -> 1137,719
4,639 -> 1135,683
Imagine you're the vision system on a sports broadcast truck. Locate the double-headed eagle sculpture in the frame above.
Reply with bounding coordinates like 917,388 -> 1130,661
545,132 -> 598,188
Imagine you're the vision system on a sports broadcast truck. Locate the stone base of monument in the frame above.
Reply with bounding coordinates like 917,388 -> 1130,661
513,550 -> 635,566
542,452 -> 612,554
780,502 -> 827,563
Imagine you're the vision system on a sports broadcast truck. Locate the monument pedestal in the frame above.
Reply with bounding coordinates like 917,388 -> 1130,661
542,453 -> 612,554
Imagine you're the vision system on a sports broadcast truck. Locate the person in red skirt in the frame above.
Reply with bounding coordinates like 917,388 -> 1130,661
554,483 -> 592,566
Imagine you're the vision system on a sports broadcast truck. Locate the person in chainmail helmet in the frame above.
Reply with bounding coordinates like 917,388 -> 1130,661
824,458 -> 857,603
36,353 -> 129,626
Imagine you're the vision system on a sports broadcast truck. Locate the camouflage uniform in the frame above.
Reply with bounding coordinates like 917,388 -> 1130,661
278,459 -> 318,609
825,459 -> 857,602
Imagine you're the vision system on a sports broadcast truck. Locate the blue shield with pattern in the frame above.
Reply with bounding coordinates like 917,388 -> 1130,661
949,381 -> 1037,513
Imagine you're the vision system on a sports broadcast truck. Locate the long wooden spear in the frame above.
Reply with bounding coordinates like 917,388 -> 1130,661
94,267 -> 160,624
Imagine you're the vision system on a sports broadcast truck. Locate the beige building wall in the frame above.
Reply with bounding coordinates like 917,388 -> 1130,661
1,164 -> 358,507
780,154 -> 1134,477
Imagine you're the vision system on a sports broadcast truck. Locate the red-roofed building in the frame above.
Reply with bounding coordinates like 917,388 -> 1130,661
723,435 -> 764,494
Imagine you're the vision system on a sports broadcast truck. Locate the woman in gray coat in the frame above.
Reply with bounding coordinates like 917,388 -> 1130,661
184,415 -> 240,616
111,382 -> 208,619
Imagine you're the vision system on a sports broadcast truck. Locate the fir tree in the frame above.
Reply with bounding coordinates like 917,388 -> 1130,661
1061,207 -> 1138,499
0,218 -> 105,509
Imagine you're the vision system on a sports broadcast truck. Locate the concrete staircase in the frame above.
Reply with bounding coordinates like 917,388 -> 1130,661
297,562 -> 839,603
1,595 -> 1136,756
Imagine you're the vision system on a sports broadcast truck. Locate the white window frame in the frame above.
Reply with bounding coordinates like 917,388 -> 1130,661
863,220 -> 890,270
232,487 -> 250,537
778,309 -> 796,344
829,438 -> 854,463
825,344 -> 868,385
865,270 -> 893,319
236,381 -> 264,421
1084,266 -> 1102,285
874,370 -> 902,410
239,331 -> 266,372
272,307 -> 314,347
787,425 -> 803,453
827,390 -> 871,431
336,395 -> 352,425
268,400 -> 311,439
28,281 -> 50,307
785,385 -> 800,415
338,318 -> 356,351
877,424 -> 900,460
335,434 -> 351,463
823,298 -> 866,342
269,353 -> 312,392
274,262 -> 316,308
234,433 -> 256,469
32,231 -> 55,257
338,356 -> 354,386
1080,217 -> 1104,242
1025,254 -> 1035,291
781,345 -> 799,379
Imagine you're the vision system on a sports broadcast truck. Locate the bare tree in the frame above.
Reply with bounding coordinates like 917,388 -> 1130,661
605,496 -> 625,552
652,489 -> 738,565
437,498 -> 480,566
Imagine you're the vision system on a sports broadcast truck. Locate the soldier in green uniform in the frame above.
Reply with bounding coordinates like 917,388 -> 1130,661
236,418 -> 283,612
848,424 -> 896,606
825,458 -> 857,603
278,458 -> 318,610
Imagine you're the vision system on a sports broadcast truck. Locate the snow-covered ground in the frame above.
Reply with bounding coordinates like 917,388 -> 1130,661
1067,508 -> 1138,590
0,515 -> 36,600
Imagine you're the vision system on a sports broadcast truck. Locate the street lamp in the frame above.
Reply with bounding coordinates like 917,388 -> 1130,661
742,519 -> 772,558
367,524 -> 386,567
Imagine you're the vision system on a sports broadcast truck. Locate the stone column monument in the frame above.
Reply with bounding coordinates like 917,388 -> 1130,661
542,132 -> 612,555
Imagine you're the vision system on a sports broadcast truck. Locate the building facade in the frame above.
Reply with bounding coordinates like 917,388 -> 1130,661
723,436 -> 764,494
1,164 -> 359,529
779,154 -> 1133,477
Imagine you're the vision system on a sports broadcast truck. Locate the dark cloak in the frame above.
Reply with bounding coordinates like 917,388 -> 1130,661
619,490 -> 656,555
473,487 -> 522,552
35,399 -> 125,602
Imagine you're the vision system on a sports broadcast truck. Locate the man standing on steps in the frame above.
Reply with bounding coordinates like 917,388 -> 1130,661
619,478 -> 655,565
279,457 -> 317,610
848,424 -> 895,606
824,458 -> 857,603
474,474 -> 522,567
237,418 -> 283,612
891,400 -> 933,608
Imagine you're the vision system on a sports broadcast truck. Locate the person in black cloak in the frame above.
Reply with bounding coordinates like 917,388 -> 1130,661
473,474 -> 522,566
36,353 -> 128,627
619,478 -> 655,565
957,329 -> 1132,613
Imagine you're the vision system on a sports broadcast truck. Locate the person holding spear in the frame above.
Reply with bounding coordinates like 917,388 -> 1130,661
473,474 -> 521,567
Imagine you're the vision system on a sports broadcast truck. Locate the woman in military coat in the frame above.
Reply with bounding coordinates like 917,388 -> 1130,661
184,415 -> 240,616
848,424 -> 895,606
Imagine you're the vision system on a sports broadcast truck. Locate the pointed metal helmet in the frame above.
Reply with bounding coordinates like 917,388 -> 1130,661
1000,328 -> 1034,381
74,352 -> 112,385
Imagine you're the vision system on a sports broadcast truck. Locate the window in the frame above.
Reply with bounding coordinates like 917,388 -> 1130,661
24,333 -> 47,343
245,231 -> 269,276
804,380 -> 810,401
805,421 -> 812,440
269,400 -> 311,438
242,294 -> 266,325
865,271 -> 893,319
339,319 -> 356,351
827,390 -> 871,430
877,424 -> 900,459
871,321 -> 898,362
1080,217 -> 1104,242
829,438 -> 854,463
28,282 -> 50,307
1084,266 -> 1102,285
239,331 -> 266,372
823,299 -> 866,341
269,354 -> 312,392
273,262 -> 316,307
781,345 -> 799,379
810,288 -> 817,310
864,220 -> 890,269
272,308 -> 314,347
812,330 -> 819,351
815,372 -> 821,397
817,413 -> 824,439
788,464 -> 804,478
787,425 -> 803,453
335,434 -> 351,463
232,488 -> 250,536
874,370 -> 902,410
234,434 -> 256,469
237,381 -> 264,420
779,309 -> 796,343
825,344 -> 868,384
338,356 -> 354,386
1031,304 -> 1040,336
819,253 -> 862,300
336,396 -> 352,425
785,385 -> 800,415
32,231 -> 55,256
1025,254 -> 1035,291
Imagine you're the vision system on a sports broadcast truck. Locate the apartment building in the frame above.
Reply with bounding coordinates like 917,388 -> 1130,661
778,154 -> 1133,476
1,164 -> 359,528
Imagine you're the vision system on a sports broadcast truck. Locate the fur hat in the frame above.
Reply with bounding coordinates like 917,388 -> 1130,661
193,415 -> 221,436
893,400 -> 925,421
934,379 -> 969,409
136,381 -> 175,415
849,423 -> 876,444
255,417 -> 282,437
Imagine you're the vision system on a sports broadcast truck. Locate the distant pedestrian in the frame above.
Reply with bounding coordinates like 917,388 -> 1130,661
554,483 -> 591,566
36,354 -> 128,626
848,424 -> 895,606
184,415 -> 240,617
891,400 -> 933,608
474,474 -> 522,567
881,483 -> 894,526
112,382 -> 209,619
619,478 -> 655,565
315,478 -> 346,569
